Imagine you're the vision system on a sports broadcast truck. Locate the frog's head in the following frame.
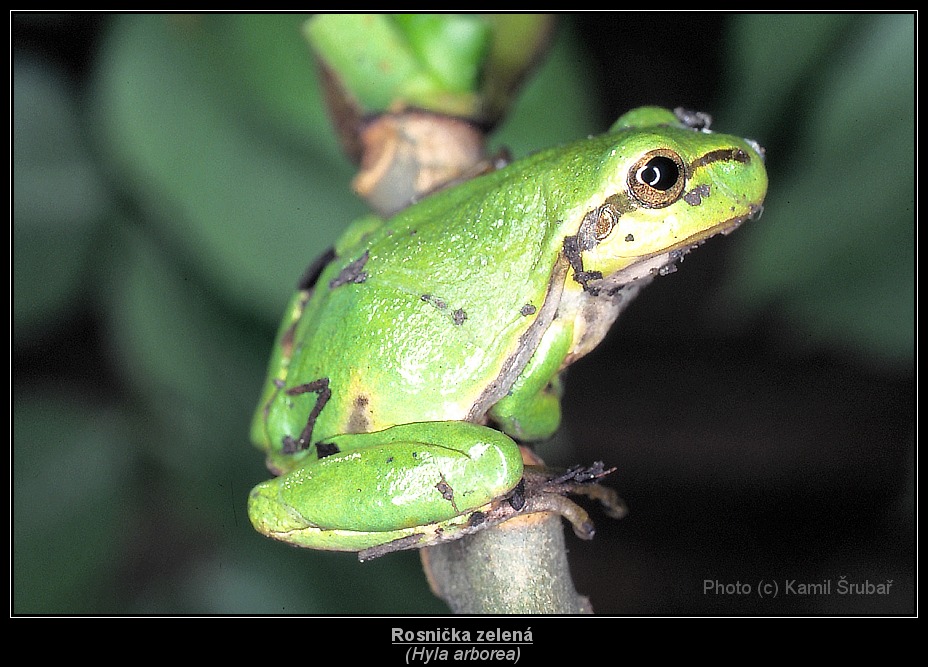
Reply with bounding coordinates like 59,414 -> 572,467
569,107 -> 768,290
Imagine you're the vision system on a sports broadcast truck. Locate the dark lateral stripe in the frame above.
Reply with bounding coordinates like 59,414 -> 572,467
690,147 -> 751,171
298,246 -> 337,290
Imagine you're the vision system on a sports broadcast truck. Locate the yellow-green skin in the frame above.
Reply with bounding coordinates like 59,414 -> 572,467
248,107 -> 768,552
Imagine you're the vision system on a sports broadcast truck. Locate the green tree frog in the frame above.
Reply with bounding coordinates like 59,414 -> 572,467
248,106 -> 767,556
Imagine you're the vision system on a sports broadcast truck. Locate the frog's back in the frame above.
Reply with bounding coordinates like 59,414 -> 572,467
283,138 -> 613,444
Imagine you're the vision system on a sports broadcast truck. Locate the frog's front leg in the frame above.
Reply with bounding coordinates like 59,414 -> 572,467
247,421 -> 525,551
488,320 -> 627,534
489,319 -> 574,441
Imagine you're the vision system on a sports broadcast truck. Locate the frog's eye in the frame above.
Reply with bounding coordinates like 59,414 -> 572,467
628,148 -> 686,208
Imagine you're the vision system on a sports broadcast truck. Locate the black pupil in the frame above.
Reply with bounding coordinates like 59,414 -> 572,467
639,156 -> 679,191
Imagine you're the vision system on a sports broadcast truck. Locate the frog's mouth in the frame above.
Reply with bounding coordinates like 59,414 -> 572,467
667,202 -> 764,252
605,203 -> 765,286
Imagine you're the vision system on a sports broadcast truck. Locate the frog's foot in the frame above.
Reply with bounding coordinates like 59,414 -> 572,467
357,462 -> 624,560
517,462 -> 627,539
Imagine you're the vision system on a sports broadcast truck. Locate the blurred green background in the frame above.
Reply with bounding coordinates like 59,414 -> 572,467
13,13 -> 914,614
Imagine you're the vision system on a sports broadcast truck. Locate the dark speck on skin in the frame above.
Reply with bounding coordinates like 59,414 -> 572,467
421,294 -> 448,310
683,184 -> 711,206
436,479 -> 454,502
468,511 -> 486,526
329,251 -> 370,288
348,394 -> 371,433
316,441 -> 341,458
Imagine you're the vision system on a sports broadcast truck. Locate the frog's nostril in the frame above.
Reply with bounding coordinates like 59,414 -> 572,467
746,138 -> 766,163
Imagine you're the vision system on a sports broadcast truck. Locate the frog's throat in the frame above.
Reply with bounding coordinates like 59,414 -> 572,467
557,202 -> 760,364
465,255 -> 569,422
